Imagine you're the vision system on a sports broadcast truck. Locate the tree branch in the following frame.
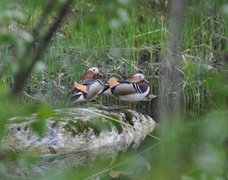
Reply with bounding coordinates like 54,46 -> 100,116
11,0 -> 75,97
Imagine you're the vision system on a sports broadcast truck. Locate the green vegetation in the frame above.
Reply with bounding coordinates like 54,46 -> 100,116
87,117 -> 112,135
64,119 -> 90,136
0,0 -> 228,179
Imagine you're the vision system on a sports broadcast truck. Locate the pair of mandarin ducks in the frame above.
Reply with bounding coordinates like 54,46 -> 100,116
70,67 -> 150,103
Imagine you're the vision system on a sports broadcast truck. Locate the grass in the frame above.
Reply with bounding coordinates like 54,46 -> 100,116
7,0 -> 167,114
0,0 -> 227,116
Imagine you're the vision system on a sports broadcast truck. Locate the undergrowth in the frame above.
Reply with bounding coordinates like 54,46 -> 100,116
1,1 -> 227,119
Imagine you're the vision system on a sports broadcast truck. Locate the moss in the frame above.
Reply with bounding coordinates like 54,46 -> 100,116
104,107 -> 134,126
105,114 -> 119,120
123,110 -> 134,126
102,113 -> 123,134
50,112 -> 71,122
88,119 -> 101,136
87,117 -> 113,136
0,148 -> 21,161
110,120 -> 123,134
64,120 -> 89,136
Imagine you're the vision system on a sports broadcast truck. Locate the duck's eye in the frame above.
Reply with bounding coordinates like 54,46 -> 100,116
92,69 -> 96,71
139,75 -> 142,78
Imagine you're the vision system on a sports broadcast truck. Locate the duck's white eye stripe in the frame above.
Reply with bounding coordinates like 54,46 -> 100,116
89,67 -> 98,72
133,73 -> 144,79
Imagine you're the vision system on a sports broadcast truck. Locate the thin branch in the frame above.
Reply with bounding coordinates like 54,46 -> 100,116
23,91 -> 41,102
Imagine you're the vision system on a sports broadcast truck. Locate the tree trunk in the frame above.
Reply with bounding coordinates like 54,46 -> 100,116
159,0 -> 186,123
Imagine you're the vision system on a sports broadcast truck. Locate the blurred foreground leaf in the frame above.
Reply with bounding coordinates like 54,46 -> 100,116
31,104 -> 53,136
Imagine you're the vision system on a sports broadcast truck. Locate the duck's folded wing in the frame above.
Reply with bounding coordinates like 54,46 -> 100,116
82,78 -> 95,85
87,81 -> 103,100
74,82 -> 87,94
112,83 -> 137,96
108,77 -> 120,88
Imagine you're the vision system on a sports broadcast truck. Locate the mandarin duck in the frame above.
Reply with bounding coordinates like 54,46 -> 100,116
102,72 -> 150,102
70,67 -> 104,103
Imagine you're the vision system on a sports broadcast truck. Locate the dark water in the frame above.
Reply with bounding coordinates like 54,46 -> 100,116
1,135 -> 159,179
66,137 -> 160,179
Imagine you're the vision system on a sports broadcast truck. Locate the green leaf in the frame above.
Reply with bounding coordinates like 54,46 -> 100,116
31,104 -> 53,136
31,118 -> 46,136
37,103 -> 53,120
0,32 -> 16,44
